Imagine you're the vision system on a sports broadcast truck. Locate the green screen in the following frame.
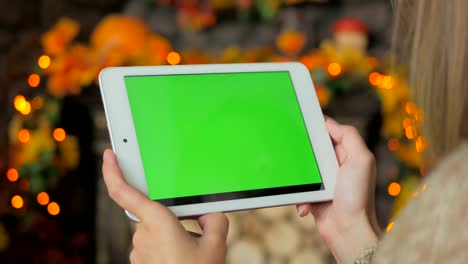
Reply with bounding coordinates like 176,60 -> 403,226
125,72 -> 322,200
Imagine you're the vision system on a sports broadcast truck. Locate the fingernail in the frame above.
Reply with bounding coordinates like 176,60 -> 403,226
103,149 -> 114,163
298,206 -> 306,217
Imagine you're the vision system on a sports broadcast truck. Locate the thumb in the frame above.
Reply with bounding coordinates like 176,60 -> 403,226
198,213 -> 229,246
102,149 -> 176,224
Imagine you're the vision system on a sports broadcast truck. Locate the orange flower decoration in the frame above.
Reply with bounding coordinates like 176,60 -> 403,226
276,29 -> 306,56
299,53 -> 326,70
146,35 -> 173,65
42,17 -> 80,56
46,44 -> 91,97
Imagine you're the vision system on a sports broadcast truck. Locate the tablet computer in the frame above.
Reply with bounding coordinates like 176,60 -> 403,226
99,62 -> 338,218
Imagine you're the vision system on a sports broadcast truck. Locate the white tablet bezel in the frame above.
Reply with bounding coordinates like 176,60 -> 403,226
99,62 -> 338,217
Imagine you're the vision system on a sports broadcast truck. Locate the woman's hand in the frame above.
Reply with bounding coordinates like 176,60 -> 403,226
102,149 -> 229,264
297,118 -> 380,264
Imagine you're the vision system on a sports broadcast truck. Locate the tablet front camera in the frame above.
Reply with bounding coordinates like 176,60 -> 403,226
123,138 -> 128,143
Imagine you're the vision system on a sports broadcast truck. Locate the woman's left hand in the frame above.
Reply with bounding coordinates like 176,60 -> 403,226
102,149 -> 229,264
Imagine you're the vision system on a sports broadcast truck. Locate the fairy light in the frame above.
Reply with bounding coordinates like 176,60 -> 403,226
402,118 -> 412,129
386,221 -> 394,233
14,95 -> 26,111
415,136 -> 427,153
47,202 -> 60,216
167,51 -> 181,65
18,129 -> 30,143
20,102 -> 31,115
14,95 -> 31,115
405,101 -> 416,115
53,128 -> 66,142
388,182 -> 401,196
37,192 -> 50,206
38,55 -> 51,69
369,72 -> 381,86
11,195 -> 24,209
405,126 -> 416,139
327,63 -> 342,77
6,168 -> 19,182
374,74 -> 383,87
28,74 -> 41,88
421,183 -> 427,191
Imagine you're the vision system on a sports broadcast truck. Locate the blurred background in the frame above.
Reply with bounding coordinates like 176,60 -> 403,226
0,0 -> 429,263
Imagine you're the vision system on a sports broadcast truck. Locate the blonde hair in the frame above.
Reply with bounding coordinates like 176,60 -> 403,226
392,0 -> 468,159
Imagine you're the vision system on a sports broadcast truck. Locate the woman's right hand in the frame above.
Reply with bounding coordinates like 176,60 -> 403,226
297,118 -> 380,264
102,150 -> 229,264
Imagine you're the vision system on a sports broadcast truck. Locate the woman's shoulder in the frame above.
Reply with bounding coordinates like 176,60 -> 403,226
373,142 -> 468,263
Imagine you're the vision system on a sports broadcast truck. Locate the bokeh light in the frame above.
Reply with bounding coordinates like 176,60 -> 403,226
18,129 -> 31,143
38,55 -> 51,69
20,102 -> 31,115
167,51 -> 181,65
327,62 -> 342,76
405,126 -> 416,139
37,192 -> 50,206
415,136 -> 427,153
14,95 -> 32,115
374,74 -> 383,87
386,221 -> 394,233
369,72 -> 381,86
53,128 -> 66,142
47,202 -> 60,216
388,182 -> 401,196
28,74 -> 41,88
7,168 -> 19,182
14,95 -> 26,111
402,118 -> 412,129
11,195 -> 24,209
405,101 -> 416,115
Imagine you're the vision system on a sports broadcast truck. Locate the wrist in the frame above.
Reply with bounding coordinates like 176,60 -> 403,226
328,215 -> 378,264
